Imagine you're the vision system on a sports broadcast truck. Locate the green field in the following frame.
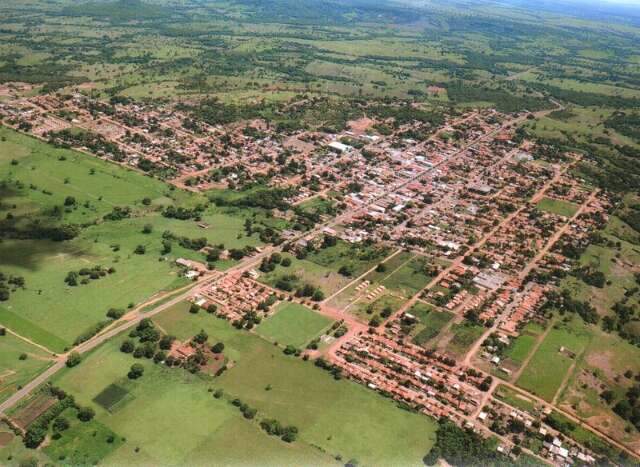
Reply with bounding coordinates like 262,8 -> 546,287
536,197 -> 579,218
494,385 -> 537,414
256,302 -> 333,348
0,333 -> 54,403
409,303 -> 454,346
503,322 -> 546,365
0,127 -> 280,351
517,317 -> 591,401
379,256 -> 435,298
445,322 -> 485,357
46,309 -> 437,466
257,252 -> 351,297
51,337 -> 333,466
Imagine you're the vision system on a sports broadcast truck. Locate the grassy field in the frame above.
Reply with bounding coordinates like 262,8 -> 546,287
445,322 -> 485,357
256,302 -> 333,348
494,385 -> 537,414
257,252 -> 351,297
558,325 -> 640,448
0,127 -> 279,351
409,303 -> 454,346
516,317 -> 591,402
51,336 -> 333,467
503,322 -> 546,365
536,197 -> 579,218
47,308 -> 438,466
352,292 -> 406,321
379,256 -> 435,298
0,333 -> 54,403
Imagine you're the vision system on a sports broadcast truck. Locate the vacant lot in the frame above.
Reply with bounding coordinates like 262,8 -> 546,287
257,302 -> 333,348
411,305 -> 454,346
445,322 -> 485,357
502,321 -> 546,369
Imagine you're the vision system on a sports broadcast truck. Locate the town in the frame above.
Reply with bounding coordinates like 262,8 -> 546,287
1,81 -> 634,467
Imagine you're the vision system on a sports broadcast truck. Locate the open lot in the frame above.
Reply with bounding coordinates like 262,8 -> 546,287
409,303 -> 455,346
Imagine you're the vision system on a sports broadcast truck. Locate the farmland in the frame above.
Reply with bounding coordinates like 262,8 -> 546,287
0,127 -> 282,351
0,333 -> 54,403
44,314 -> 438,466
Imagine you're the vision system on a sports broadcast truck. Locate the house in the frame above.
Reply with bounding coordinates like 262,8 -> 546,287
328,141 -> 352,153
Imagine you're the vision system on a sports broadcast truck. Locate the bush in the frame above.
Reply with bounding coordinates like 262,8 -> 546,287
77,407 -> 95,422
128,363 -> 145,379
65,352 -> 82,368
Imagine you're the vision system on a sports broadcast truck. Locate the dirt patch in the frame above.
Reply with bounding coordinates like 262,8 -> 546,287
12,394 -> 56,430
347,117 -> 374,134
585,350 -> 617,381
0,431 -> 14,448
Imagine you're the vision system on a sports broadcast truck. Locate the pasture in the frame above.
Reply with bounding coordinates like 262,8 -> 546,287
0,128 -> 276,351
49,310 -> 437,466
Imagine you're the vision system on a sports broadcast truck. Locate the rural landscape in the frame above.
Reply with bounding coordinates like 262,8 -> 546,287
1,0 -> 640,465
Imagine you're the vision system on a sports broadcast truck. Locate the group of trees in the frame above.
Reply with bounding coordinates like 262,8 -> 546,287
0,271 -> 25,301
259,418 -> 298,443
64,265 -> 115,287
423,420 -> 509,466
24,386 -> 94,449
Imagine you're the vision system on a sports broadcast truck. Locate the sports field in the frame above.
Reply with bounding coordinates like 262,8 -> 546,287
256,302 -> 333,348
536,197 -> 579,218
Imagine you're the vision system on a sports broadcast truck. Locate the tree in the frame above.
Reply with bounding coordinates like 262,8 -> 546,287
193,329 -> 209,345
107,308 -> 125,319
128,363 -> 145,379
376,263 -> 387,273
207,304 -> 218,314
189,303 -> 200,314
312,289 -> 325,301
77,407 -> 95,422
53,417 -> 70,433
211,342 -> 225,353
64,196 -> 76,206
134,245 -> 146,255
142,224 -> 153,234
66,352 -> 82,368
120,339 -> 135,353
159,334 -> 175,350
